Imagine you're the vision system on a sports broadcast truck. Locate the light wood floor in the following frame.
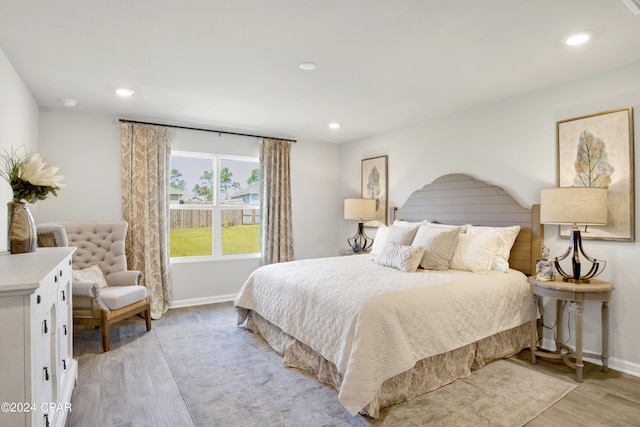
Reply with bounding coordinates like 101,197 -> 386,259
67,302 -> 640,427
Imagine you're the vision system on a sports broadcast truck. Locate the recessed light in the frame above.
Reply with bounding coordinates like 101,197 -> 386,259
61,99 -> 77,107
328,123 -> 340,129
563,32 -> 592,46
115,88 -> 135,97
299,62 -> 316,71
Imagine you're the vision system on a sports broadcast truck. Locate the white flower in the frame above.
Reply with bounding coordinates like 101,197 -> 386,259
19,154 -> 66,188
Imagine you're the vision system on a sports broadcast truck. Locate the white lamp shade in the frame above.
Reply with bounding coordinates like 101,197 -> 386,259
540,187 -> 608,225
344,198 -> 376,220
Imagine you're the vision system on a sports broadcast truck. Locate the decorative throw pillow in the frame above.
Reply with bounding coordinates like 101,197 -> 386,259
376,242 -> 425,272
466,225 -> 520,272
450,232 -> 499,274
370,225 -> 389,256
73,265 -> 108,288
411,224 -> 460,270
384,225 -> 419,246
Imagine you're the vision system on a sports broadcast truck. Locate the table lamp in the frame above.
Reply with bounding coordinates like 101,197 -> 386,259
344,198 -> 376,252
540,187 -> 608,283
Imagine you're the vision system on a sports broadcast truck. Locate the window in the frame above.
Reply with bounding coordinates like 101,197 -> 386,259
169,151 -> 260,259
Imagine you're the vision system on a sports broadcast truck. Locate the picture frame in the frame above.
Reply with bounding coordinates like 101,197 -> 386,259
361,155 -> 388,226
557,107 -> 634,241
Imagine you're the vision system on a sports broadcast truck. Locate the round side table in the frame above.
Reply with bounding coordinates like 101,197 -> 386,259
528,277 -> 613,382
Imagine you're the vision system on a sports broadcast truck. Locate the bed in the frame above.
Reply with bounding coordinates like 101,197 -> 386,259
234,174 -> 542,417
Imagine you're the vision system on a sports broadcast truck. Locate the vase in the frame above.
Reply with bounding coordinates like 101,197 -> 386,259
7,199 -> 37,254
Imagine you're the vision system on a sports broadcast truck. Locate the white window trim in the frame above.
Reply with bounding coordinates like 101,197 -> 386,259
169,150 -> 260,262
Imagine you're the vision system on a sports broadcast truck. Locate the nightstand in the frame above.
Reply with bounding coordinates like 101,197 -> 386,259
528,277 -> 613,382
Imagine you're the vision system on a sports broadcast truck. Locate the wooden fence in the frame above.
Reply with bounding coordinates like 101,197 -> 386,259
170,208 -> 260,229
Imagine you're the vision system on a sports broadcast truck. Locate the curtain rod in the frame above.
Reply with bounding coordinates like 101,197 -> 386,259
118,119 -> 297,143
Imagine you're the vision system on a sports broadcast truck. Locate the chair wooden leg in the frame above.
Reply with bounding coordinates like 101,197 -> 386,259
100,310 -> 110,352
145,306 -> 152,331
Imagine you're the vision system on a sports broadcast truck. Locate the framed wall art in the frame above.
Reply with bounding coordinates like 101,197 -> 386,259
361,155 -> 388,226
557,107 -> 634,241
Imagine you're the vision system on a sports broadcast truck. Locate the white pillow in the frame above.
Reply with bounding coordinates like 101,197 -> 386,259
370,226 -> 389,256
450,232 -> 499,274
393,219 -> 429,228
384,225 -> 419,246
411,224 -> 460,270
426,221 -> 470,233
466,225 -> 520,272
73,265 -> 108,288
376,242 -> 425,272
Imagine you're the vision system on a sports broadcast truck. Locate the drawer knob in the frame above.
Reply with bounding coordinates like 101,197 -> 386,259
54,275 -> 58,283
43,366 -> 49,381
44,414 -> 50,427
60,269 -> 63,276
37,295 -> 41,304
63,359 -> 67,370
43,320 -> 48,334
64,324 -> 68,336
62,290 -> 66,301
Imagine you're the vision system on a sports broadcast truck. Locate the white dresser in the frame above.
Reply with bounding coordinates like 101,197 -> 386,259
0,247 -> 77,427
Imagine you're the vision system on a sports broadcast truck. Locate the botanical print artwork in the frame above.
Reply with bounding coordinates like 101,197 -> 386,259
366,165 -> 381,212
361,155 -> 388,226
557,108 -> 634,241
572,130 -> 614,188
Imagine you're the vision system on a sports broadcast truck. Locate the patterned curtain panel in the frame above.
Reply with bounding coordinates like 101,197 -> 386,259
260,138 -> 294,264
121,123 -> 172,319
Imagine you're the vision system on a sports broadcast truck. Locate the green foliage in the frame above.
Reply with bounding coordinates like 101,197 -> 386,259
170,169 -> 187,192
192,169 -> 214,201
170,225 -> 260,257
220,166 -> 233,196
247,168 -> 260,185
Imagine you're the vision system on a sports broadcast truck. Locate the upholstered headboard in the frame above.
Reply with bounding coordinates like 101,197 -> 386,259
395,174 -> 542,276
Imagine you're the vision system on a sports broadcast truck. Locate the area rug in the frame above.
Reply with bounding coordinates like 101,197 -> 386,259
155,321 -> 576,426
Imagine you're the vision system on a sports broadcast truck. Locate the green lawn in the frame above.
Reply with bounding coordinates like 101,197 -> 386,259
170,225 -> 261,257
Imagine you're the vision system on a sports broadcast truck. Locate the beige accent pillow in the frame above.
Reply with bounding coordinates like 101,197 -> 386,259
376,242 -> 425,272
450,232 -> 499,274
73,265 -> 108,288
412,224 -> 460,270
466,225 -> 521,272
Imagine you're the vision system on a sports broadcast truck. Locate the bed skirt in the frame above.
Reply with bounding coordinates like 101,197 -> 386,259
243,310 -> 530,418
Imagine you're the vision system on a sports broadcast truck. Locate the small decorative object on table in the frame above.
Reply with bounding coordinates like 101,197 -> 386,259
1,146 -> 65,254
535,246 -> 554,281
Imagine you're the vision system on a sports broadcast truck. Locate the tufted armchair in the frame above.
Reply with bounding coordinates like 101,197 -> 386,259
36,221 -> 151,352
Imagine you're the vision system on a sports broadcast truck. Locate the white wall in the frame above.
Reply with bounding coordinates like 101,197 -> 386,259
339,61 -> 640,375
0,47 -> 39,251
36,110 -> 342,306
37,110 -> 122,222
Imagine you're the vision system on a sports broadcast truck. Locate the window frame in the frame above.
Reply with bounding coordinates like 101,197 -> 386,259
169,150 -> 261,263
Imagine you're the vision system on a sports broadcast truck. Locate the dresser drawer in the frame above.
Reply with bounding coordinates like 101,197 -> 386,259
31,268 -> 58,317
57,277 -> 71,311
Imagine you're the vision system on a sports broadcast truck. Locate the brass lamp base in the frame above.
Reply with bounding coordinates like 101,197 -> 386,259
553,227 -> 605,284
347,222 -> 373,252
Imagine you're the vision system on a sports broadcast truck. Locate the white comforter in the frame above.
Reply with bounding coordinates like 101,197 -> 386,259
234,255 -> 533,416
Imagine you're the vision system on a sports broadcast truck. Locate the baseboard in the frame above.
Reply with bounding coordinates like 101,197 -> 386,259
170,294 -> 236,309
541,338 -> 640,378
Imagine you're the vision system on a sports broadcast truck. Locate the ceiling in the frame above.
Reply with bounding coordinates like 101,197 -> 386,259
1,1 -> 639,144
